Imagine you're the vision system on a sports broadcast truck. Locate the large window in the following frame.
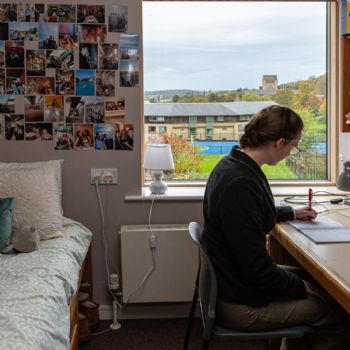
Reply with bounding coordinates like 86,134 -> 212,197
143,1 -> 330,183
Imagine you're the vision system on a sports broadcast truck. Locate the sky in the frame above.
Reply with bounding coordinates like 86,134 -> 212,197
143,1 -> 326,91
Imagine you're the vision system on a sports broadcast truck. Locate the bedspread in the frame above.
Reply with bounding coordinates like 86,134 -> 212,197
0,218 -> 92,350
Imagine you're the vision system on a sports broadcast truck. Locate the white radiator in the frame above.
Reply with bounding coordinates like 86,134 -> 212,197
120,224 -> 199,303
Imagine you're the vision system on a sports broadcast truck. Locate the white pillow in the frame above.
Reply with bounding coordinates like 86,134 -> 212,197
0,164 -> 64,240
0,160 -> 63,213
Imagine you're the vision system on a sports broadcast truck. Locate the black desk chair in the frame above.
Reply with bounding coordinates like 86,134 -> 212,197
183,222 -> 314,350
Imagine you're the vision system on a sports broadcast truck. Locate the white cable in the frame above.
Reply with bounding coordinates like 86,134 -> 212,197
91,328 -> 112,336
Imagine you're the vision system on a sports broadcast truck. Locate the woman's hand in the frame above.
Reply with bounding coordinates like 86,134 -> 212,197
295,207 -> 317,221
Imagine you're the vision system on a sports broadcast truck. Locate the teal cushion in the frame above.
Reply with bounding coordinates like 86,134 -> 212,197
0,197 -> 14,252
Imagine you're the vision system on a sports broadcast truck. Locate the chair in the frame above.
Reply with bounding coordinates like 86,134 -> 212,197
183,222 -> 313,350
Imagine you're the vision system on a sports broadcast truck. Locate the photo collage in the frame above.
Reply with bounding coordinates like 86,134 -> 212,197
0,3 -> 139,151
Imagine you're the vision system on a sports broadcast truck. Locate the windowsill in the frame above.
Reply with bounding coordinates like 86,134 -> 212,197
125,186 -> 350,202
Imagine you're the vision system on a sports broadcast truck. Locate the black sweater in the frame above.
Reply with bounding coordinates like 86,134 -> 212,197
202,148 -> 307,306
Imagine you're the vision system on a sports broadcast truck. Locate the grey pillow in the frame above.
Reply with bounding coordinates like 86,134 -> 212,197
12,226 -> 40,253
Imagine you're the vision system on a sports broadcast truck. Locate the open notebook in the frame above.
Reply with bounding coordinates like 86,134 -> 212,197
288,217 -> 350,243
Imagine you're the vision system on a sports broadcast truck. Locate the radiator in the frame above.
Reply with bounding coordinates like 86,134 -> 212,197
120,224 -> 199,303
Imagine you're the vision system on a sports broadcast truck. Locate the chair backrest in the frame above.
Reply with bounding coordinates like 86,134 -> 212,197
188,222 -> 218,340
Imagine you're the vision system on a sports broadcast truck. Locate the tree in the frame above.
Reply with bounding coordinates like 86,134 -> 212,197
242,92 -> 270,102
272,89 -> 294,107
172,94 -> 180,103
293,81 -> 320,115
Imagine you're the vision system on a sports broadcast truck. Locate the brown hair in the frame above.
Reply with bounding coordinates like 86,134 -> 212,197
239,105 -> 303,149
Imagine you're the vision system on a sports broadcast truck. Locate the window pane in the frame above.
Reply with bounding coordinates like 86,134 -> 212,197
143,1 -> 327,182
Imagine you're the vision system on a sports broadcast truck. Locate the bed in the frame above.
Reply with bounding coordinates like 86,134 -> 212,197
0,217 -> 92,350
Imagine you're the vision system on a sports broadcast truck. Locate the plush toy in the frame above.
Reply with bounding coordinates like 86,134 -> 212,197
2,226 -> 40,254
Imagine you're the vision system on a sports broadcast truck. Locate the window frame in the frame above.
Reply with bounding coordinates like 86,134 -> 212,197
141,1 -> 339,188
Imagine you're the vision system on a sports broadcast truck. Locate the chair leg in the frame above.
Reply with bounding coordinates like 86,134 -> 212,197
182,287 -> 198,350
202,340 -> 210,350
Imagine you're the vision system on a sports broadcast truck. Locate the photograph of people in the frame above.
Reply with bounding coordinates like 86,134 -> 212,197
98,43 -> 118,70
79,24 -> 106,43
120,60 -> 139,87
121,124 -> 134,150
0,4 -> 17,22
39,23 -> 58,49
5,41 -> 24,68
120,34 -> 139,60
77,5 -> 105,24
26,77 -> 54,95
44,96 -> 64,122
9,22 -> 38,41
79,43 -> 98,69
46,50 -> 74,69
47,5 -> 76,23
76,70 -> 95,96
96,70 -> 115,97
0,42 -> 4,68
0,115 -> 5,140
56,69 -> 75,95
6,69 -> 25,95
58,24 -> 78,49
84,97 -> 104,123
17,3 -> 35,22
104,97 -> 125,123
0,70 -> 5,95
34,4 -> 46,22
108,5 -> 128,33
24,96 -> 44,122
25,123 -> 53,141
54,123 -> 74,150
65,97 -> 84,123
26,49 -> 46,76
74,124 -> 93,150
0,95 -> 15,113
5,114 -> 24,140
93,123 -> 114,150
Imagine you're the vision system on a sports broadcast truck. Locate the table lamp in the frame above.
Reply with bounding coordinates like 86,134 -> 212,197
144,144 -> 175,194
336,160 -> 350,191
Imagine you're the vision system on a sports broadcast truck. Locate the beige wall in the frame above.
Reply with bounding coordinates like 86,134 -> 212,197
0,0 -> 203,306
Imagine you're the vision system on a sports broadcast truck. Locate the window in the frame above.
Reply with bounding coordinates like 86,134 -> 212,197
143,1 -> 333,183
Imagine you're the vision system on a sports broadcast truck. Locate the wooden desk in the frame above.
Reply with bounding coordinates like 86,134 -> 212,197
270,205 -> 350,314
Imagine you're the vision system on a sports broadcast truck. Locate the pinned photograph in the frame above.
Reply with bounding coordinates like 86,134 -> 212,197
105,97 -> 125,123
0,42 -> 4,68
94,123 -> 114,150
59,24 -> 78,49
120,60 -> 139,87
25,123 -> 53,141
0,95 -> 15,113
0,4 -> 17,22
76,70 -> 95,96
96,70 -> 115,97
79,43 -> 98,69
77,5 -> 105,24
56,69 -> 75,95
0,115 -> 4,141
34,4 -> 47,22
115,123 -> 133,150
47,5 -> 76,23
26,49 -> 46,76
120,34 -> 139,60
84,97 -> 104,123
73,123 -> 94,150
108,5 -> 128,33
65,96 -> 84,123
0,24 -> 9,41
47,50 -> 74,69
0,69 -> 5,94
26,77 -> 54,95
9,23 -> 38,41
17,3 -> 36,22
5,41 -> 24,68
6,69 -> 25,94
79,24 -> 106,44
39,23 -> 58,49
24,96 -> 44,122
98,43 -> 118,70
44,96 -> 64,122
5,114 -> 24,140
54,123 -> 74,150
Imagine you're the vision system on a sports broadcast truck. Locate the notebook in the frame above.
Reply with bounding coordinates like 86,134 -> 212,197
288,217 -> 350,243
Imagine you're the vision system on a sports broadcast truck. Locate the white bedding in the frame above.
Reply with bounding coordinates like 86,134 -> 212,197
0,218 -> 92,350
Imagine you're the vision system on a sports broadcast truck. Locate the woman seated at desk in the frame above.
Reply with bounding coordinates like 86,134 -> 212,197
202,105 -> 350,350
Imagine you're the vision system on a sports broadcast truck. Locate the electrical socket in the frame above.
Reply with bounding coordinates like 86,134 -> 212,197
91,168 -> 118,185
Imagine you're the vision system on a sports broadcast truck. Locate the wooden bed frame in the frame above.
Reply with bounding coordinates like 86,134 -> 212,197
70,246 -> 92,350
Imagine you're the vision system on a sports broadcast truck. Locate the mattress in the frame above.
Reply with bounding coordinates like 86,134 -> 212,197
0,218 -> 92,350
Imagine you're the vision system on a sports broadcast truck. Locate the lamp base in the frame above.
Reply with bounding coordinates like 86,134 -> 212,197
149,171 -> 168,194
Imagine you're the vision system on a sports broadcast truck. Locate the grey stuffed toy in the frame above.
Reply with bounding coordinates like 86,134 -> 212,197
3,226 -> 40,253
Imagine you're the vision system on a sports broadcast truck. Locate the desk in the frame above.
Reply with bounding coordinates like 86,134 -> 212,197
270,202 -> 350,314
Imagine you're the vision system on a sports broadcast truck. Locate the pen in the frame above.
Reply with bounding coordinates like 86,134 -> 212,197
308,188 -> 313,210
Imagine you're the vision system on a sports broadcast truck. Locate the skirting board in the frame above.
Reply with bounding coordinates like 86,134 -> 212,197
99,303 -> 199,320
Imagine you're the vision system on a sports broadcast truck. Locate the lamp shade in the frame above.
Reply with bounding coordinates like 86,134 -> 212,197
336,161 -> 350,191
144,144 -> 175,171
